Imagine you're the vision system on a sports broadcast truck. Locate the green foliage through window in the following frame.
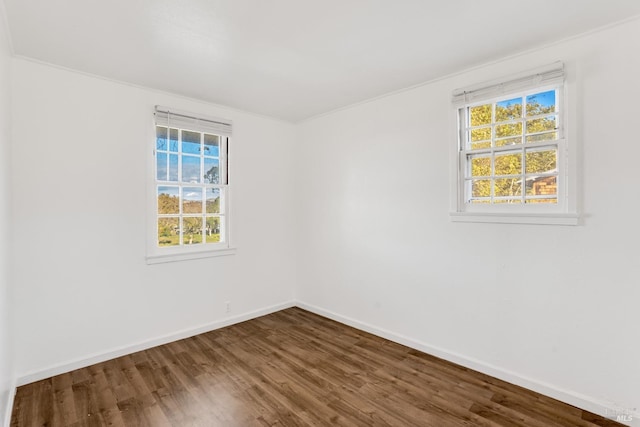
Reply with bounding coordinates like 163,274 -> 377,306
462,89 -> 559,204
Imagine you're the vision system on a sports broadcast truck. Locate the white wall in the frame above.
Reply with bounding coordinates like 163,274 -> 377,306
11,59 -> 298,380
5,13 -> 640,426
296,19 -> 640,420
0,4 -> 11,425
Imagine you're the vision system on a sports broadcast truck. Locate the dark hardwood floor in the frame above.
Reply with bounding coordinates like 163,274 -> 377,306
11,307 -> 623,426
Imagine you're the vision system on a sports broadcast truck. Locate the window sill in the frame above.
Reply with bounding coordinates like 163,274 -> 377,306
146,247 -> 237,264
450,212 -> 579,226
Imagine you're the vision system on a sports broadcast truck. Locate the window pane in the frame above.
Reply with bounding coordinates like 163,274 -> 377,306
471,141 -> 491,150
495,123 -> 522,138
156,152 -> 167,181
206,216 -> 221,243
495,97 -> 522,122
169,154 -> 178,181
158,186 -> 179,214
182,130 -> 201,155
470,127 -> 491,142
494,153 -> 522,175
204,134 -> 220,157
525,149 -> 557,174
470,156 -> 490,177
495,137 -> 522,147
156,126 -> 168,151
526,132 -> 557,143
183,187 -> 203,213
470,127 -> 491,149
182,155 -> 201,183
469,104 -> 492,126
182,217 -> 203,245
526,90 -> 556,116
526,116 -> 556,134
169,129 -> 179,152
206,188 -> 221,213
158,218 -> 179,247
204,158 -> 220,184
494,178 -> 522,197
471,179 -> 491,198
526,176 -> 557,196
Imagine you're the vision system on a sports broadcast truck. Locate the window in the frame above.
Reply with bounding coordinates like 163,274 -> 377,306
450,63 -> 578,225
147,107 -> 234,263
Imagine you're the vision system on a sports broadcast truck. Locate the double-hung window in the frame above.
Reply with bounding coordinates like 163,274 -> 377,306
451,62 -> 578,225
147,106 -> 233,263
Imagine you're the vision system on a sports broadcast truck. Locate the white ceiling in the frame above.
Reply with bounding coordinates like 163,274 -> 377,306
4,1 -> 640,122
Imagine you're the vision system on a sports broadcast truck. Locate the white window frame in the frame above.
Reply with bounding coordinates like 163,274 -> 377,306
146,106 -> 236,264
450,62 -> 579,225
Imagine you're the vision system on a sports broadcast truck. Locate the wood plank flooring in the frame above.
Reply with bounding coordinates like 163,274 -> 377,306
11,307 -> 623,426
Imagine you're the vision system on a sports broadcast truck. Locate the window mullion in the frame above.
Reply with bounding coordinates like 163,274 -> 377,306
177,129 -> 182,185
165,150 -> 169,181
178,186 -> 183,246
200,132 -> 205,241
178,130 -> 183,246
223,136 -> 228,185
521,144 -> 526,203
491,102 -> 496,149
200,132 -> 204,186
491,102 -> 496,203
490,151 -> 495,202
520,106 -> 525,204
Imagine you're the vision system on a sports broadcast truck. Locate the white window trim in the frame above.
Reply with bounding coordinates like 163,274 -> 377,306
449,62 -> 579,226
146,107 -> 236,264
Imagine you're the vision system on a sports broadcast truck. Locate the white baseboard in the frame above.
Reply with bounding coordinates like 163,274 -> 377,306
16,301 -> 295,387
3,380 -> 16,427
296,301 -> 639,427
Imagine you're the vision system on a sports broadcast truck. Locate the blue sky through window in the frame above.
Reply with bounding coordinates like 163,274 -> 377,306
495,90 -> 555,110
496,97 -> 520,110
158,186 -> 179,197
183,188 -> 202,201
527,90 -> 555,108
